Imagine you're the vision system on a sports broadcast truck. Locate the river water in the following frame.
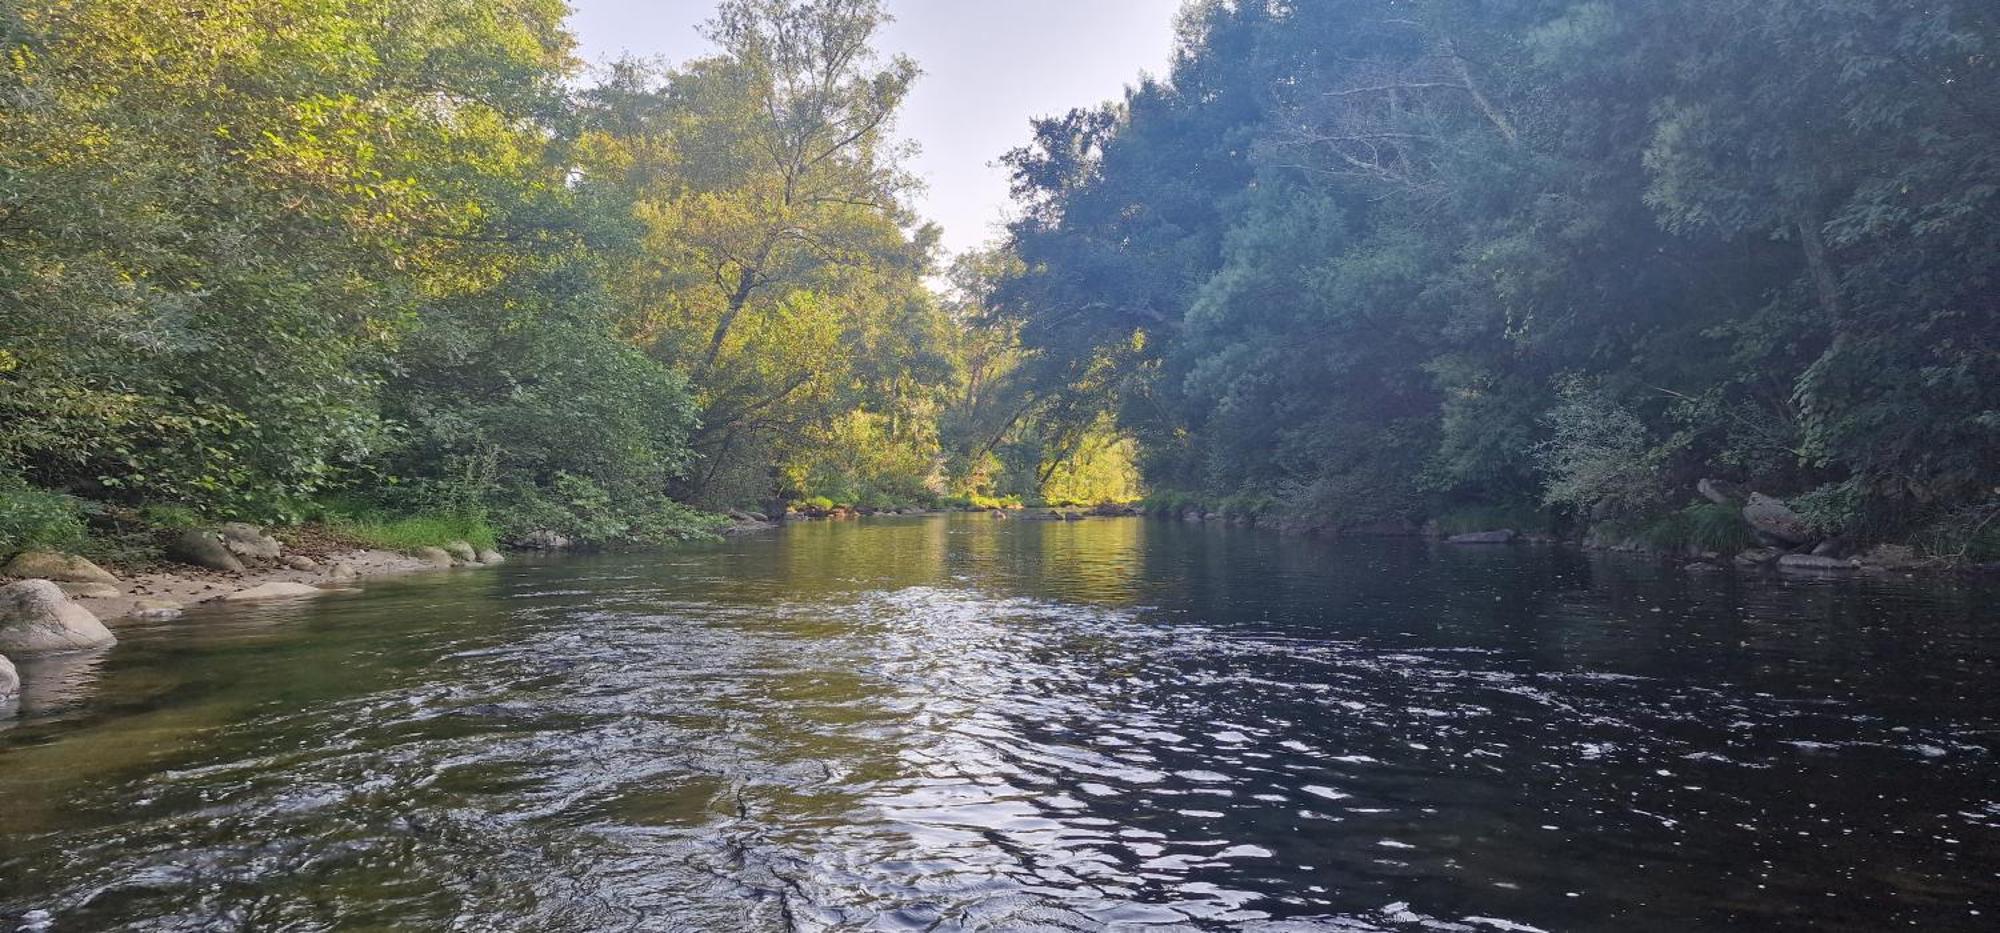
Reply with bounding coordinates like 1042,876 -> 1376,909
1,516 -> 1996,931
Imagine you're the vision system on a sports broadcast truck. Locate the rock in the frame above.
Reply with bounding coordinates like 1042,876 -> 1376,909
1742,493 -> 1813,546
748,512 -> 769,523
1811,536 -> 1850,558
1,551 -> 118,585
169,530 -> 247,573
327,561 -> 361,583
1777,554 -> 1857,573
413,546 -> 455,567
218,522 -> 284,563
1182,508 -> 1205,523
1859,544 -> 1922,571
476,549 -> 504,565
0,652 -> 16,700
1734,547 -> 1784,566
221,582 -> 324,602
0,579 -> 116,654
57,581 -> 121,599
131,597 -> 182,620
281,555 -> 319,571
1063,511 -> 1084,521
1448,530 -> 1518,545
442,541 -> 478,564
516,530 -> 571,550
1697,478 -> 1746,507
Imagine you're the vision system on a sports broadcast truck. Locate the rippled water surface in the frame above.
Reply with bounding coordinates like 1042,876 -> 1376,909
3,517 -> 1997,931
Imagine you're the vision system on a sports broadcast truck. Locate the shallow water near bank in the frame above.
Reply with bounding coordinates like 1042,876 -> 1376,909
1,516 -> 1996,931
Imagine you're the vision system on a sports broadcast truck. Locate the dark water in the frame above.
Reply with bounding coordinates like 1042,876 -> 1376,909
2,517 -> 1996,932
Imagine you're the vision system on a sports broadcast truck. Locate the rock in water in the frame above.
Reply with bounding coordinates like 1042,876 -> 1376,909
0,579 -> 117,654
221,582 -> 323,602
1448,530 -> 1518,544
131,598 -> 183,620
169,530 -> 247,573
413,547 -> 455,567
1,551 -> 118,585
1778,554 -> 1857,573
218,522 -> 284,563
1742,493 -> 1813,546
282,555 -> 319,571
327,561 -> 361,583
0,652 -> 17,700
443,541 -> 478,564
476,549 -> 504,565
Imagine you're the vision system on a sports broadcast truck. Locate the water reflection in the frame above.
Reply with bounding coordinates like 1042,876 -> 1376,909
1,516 -> 1995,931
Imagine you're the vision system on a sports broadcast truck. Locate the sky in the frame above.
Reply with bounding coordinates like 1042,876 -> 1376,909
564,0 -> 1186,258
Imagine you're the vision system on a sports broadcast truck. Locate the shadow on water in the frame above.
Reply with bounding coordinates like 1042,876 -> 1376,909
1,516 -> 1995,931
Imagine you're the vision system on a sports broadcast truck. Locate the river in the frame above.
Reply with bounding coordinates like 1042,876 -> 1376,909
1,516 -> 1995,931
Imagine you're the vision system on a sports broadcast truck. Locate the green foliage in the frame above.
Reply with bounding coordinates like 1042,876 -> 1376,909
1637,503 -> 1757,555
0,477 -> 88,558
0,0 -> 1013,544
328,511 -> 500,554
996,0 -> 1999,551
1536,380 -> 1673,521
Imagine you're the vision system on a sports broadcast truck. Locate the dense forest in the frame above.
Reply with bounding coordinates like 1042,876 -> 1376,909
0,0 -> 1127,557
2,0 -> 1996,563
997,0 -> 1998,559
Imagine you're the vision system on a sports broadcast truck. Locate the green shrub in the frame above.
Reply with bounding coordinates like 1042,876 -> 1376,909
1638,501 -> 1755,554
323,504 -> 497,552
0,479 -> 88,558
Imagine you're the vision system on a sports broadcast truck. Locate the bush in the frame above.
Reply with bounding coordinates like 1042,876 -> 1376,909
490,473 -> 721,548
0,480 -> 88,558
1638,502 -> 1756,554
1537,379 -> 1672,520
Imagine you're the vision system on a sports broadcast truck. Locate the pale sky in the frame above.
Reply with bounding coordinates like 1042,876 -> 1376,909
564,1 -> 1186,258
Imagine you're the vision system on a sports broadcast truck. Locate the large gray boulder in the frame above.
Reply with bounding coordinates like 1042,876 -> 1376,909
169,529 -> 246,573
412,546 -> 455,567
1742,493 -> 1814,546
1448,529 -> 1518,544
0,579 -> 116,654
0,653 -> 17,700
442,540 -> 478,564
476,549 -> 504,565
1,551 -> 118,585
218,522 -> 283,563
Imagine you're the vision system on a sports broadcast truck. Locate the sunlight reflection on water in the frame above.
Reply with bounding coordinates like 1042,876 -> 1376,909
2,516 -> 1996,931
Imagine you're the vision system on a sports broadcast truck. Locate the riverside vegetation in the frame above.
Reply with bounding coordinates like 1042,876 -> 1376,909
2,0 -> 1997,580
0,0 -> 1137,575
990,0 -> 1999,565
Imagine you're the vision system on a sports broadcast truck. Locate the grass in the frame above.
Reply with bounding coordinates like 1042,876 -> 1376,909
1636,502 -> 1756,554
324,510 -> 498,552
